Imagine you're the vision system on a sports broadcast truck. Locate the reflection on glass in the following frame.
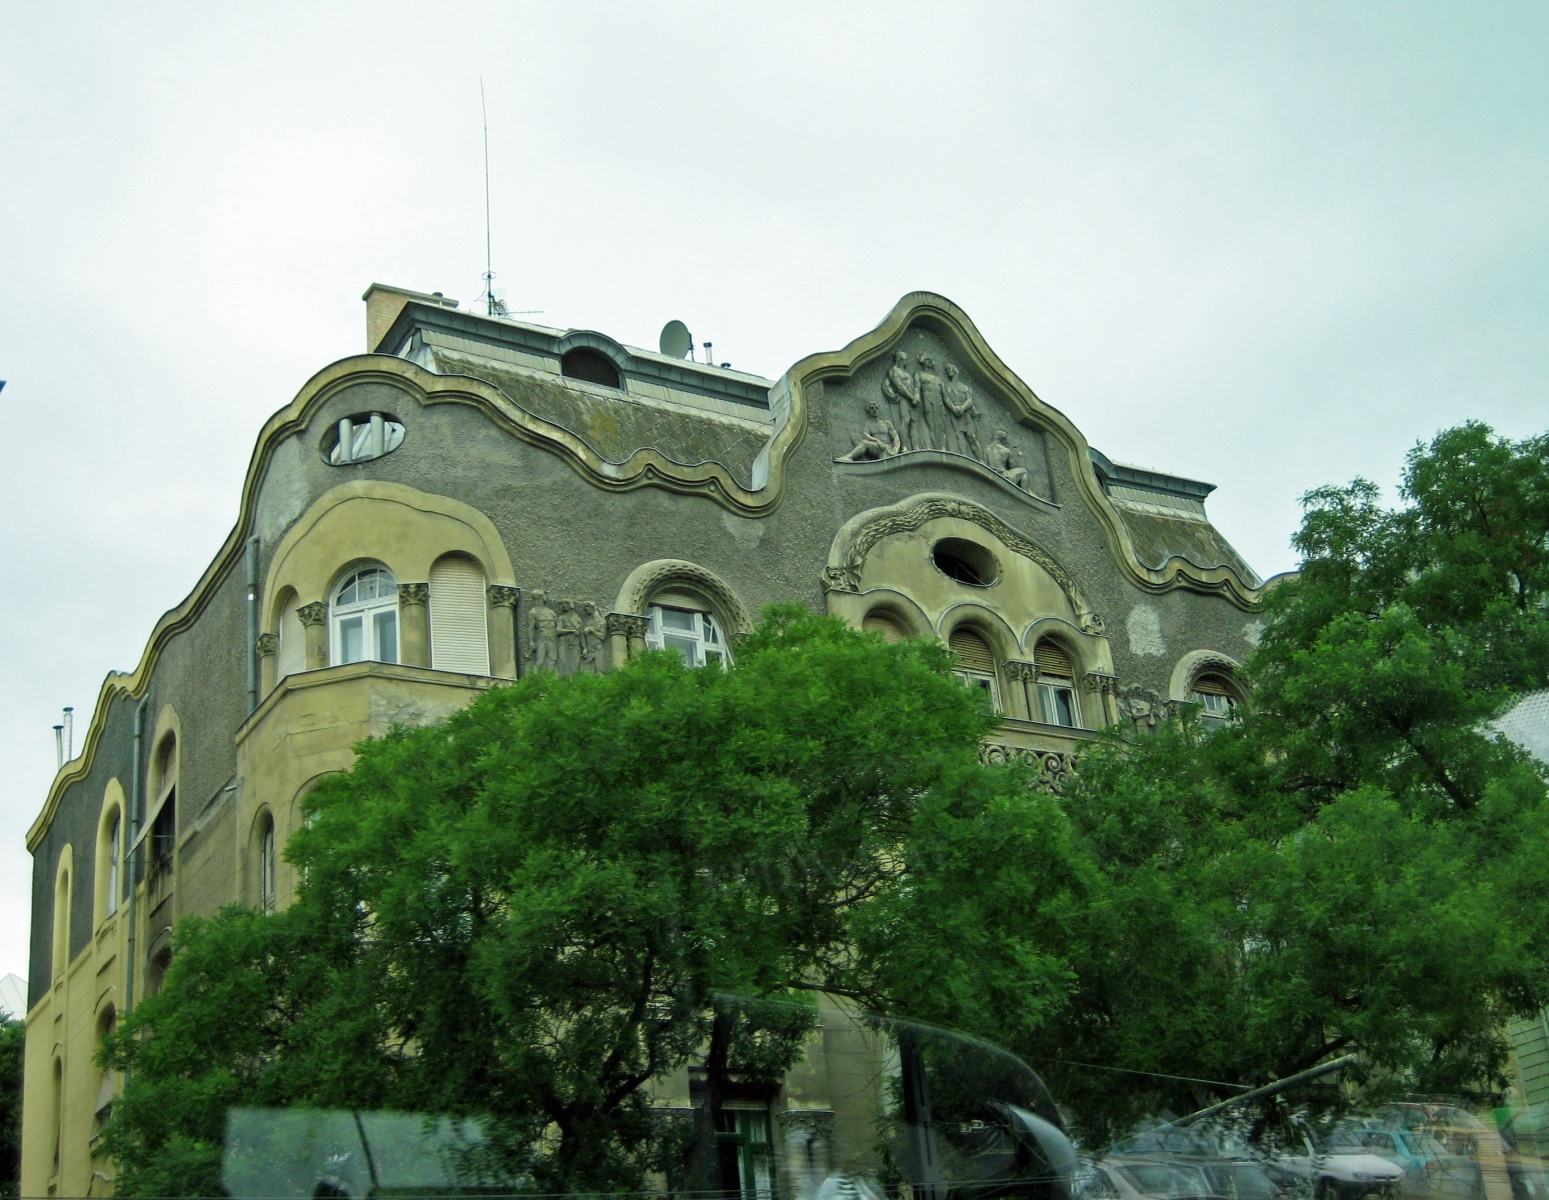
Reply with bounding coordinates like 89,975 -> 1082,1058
339,616 -> 364,664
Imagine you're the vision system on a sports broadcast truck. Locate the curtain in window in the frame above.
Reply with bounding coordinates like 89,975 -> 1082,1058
430,556 -> 490,675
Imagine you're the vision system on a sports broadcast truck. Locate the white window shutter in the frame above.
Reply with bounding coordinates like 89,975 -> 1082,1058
430,556 -> 490,675
277,594 -> 306,680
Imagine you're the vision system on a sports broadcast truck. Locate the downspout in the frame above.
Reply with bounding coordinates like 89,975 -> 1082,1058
245,535 -> 260,715
124,695 -> 149,1031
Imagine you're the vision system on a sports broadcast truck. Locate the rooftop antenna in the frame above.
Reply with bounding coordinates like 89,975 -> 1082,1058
480,79 -> 509,319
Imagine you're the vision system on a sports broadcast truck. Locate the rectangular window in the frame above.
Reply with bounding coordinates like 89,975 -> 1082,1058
374,609 -> 398,663
715,1108 -> 775,1200
339,615 -> 365,664
1037,680 -> 1079,728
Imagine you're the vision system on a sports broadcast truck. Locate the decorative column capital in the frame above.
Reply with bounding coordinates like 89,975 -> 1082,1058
1004,659 -> 1037,682
607,612 -> 650,639
296,601 -> 328,628
487,584 -> 522,609
776,1108 -> 836,1138
1083,670 -> 1119,696
398,582 -> 430,606
255,632 -> 279,657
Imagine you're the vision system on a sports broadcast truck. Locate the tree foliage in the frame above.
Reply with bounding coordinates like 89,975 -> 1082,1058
101,607 -> 1079,1195
0,1017 -> 21,1198
1035,422 -> 1549,1138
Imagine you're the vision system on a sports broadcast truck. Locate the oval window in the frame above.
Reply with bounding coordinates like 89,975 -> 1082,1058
932,538 -> 1000,587
322,412 -> 405,465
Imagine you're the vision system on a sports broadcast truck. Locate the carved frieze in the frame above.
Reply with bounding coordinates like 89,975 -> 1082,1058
979,741 -> 1076,792
828,328 -> 1054,501
525,593 -> 613,675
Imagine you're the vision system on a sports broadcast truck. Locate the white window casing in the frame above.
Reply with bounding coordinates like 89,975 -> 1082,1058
645,602 -> 728,667
430,556 -> 490,675
331,565 -> 399,665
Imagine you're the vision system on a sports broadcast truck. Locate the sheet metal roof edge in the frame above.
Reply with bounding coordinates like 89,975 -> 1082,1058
377,300 -> 776,409
1089,445 -> 1217,500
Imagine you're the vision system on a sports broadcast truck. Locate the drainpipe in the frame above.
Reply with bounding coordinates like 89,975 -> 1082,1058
246,536 -> 260,715
124,695 -> 149,1030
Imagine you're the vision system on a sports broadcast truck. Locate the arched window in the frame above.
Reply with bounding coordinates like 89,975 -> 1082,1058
147,737 -> 177,891
561,348 -> 621,389
1189,672 -> 1239,731
147,946 -> 172,996
1033,639 -> 1080,728
277,590 -> 306,681
94,1006 -> 117,1134
332,565 -> 398,665
52,857 -> 72,979
429,555 -> 490,675
52,1056 -> 63,1173
949,627 -> 1000,710
863,611 -> 906,644
102,811 -> 121,919
258,813 -> 278,913
645,596 -> 728,667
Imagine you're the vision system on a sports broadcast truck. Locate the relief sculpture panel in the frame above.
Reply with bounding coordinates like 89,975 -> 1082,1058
525,591 -> 610,675
826,327 -> 1054,501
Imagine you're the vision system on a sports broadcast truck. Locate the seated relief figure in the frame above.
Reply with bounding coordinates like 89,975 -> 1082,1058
836,398 -> 903,462
986,430 -> 1030,491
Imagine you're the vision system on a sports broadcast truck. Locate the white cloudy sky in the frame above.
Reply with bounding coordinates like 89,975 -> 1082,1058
1,2 -> 1546,985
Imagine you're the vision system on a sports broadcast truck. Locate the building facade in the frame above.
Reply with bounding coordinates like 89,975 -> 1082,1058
20,285 -> 1263,1196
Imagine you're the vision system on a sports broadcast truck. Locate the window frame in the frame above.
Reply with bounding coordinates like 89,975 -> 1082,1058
331,565 -> 400,666
645,603 -> 730,668
1036,677 -> 1081,728
1188,672 -> 1241,730
259,813 -> 277,914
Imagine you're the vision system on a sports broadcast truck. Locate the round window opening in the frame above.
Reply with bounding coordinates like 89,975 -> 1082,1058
321,412 -> 405,466
932,538 -> 1001,587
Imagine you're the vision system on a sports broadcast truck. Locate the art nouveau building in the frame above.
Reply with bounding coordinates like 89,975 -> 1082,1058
20,285 -> 1263,1196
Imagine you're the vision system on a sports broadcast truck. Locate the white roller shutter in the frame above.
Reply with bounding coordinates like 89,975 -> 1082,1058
430,556 -> 490,675
277,594 -> 306,681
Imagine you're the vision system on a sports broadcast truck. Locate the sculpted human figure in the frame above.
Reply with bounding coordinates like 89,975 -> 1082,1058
880,349 -> 921,450
836,398 -> 902,462
580,600 -> 607,673
917,353 -> 946,452
1119,684 -> 1163,734
986,430 -> 1029,490
942,363 -> 983,461
527,590 -> 558,673
555,598 -> 582,675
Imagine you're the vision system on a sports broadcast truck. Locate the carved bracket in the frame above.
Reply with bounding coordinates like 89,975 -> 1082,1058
254,632 -> 278,657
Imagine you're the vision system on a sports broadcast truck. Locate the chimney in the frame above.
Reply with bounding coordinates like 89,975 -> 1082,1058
362,284 -> 459,354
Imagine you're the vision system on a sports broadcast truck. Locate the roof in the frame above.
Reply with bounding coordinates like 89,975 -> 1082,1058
0,973 -> 26,1021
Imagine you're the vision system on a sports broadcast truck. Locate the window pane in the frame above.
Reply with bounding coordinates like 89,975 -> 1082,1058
374,610 -> 398,663
702,614 -> 721,643
659,607 -> 695,631
339,615 -> 364,664
1038,683 -> 1057,724
663,634 -> 698,664
1054,686 -> 1077,727
338,575 -> 360,606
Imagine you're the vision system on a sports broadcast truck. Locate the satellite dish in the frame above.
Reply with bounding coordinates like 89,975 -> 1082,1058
659,319 -> 692,359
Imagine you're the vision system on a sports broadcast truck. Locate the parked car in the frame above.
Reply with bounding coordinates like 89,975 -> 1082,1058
1348,1124 -> 1479,1200
1077,1156 -> 1229,1200
1276,1129 -> 1406,1200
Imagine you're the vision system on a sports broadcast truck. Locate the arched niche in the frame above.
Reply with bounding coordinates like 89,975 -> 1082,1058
613,560 -> 753,636
1168,649 -> 1245,704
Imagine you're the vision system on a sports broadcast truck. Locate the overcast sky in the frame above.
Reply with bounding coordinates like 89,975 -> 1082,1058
2,2 -> 1546,986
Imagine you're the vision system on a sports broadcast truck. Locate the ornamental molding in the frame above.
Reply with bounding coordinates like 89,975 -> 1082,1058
826,493 -> 1105,635
254,632 -> 279,657
788,292 -> 1262,609
397,582 -> 430,606
1167,649 -> 1245,704
487,584 -> 522,609
296,602 -> 328,628
979,741 -> 1076,792
606,612 -> 650,639
613,559 -> 753,635
1083,670 -> 1119,696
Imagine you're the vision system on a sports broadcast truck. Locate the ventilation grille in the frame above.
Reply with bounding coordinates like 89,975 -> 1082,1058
1192,673 -> 1232,696
430,556 -> 490,675
277,595 -> 306,681
1034,639 -> 1073,678
949,628 -> 996,674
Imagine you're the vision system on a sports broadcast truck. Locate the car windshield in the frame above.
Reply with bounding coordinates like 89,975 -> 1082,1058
1115,1162 -> 1214,1198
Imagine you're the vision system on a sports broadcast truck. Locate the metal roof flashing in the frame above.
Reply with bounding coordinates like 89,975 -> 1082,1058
1088,446 -> 1217,501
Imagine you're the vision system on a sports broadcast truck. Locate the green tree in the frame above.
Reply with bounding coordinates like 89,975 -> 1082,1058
0,1016 -> 22,1198
102,607 -> 1081,1196
1035,423 -> 1549,1139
